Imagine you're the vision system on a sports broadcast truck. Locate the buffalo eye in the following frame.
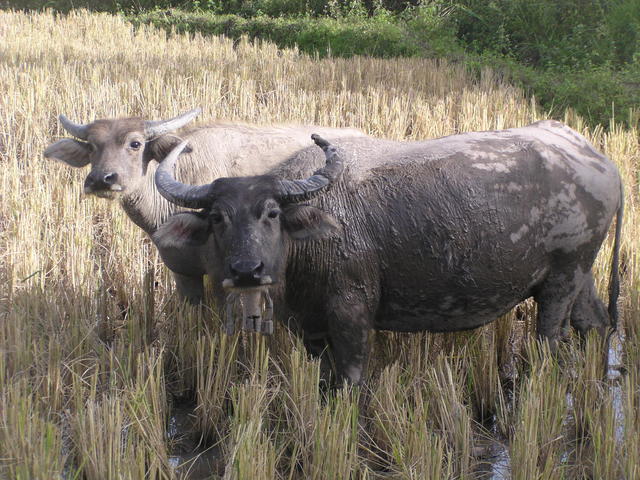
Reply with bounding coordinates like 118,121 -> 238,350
267,209 -> 280,219
210,212 -> 224,224
129,140 -> 142,150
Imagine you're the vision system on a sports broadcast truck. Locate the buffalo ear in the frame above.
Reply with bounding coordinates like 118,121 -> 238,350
43,139 -> 91,167
282,205 -> 342,241
153,212 -> 210,248
145,135 -> 193,163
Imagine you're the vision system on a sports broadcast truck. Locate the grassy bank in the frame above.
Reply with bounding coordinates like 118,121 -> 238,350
1,9 -> 639,479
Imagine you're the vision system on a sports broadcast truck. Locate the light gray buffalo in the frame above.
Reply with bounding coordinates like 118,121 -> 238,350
152,121 -> 623,384
44,108 -> 364,302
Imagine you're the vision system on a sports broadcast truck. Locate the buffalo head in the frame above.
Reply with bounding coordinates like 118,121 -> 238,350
152,135 -> 343,332
44,108 -> 201,197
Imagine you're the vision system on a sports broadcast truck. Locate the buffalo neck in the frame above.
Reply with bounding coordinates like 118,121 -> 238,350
119,164 -> 177,235
120,155 -> 223,235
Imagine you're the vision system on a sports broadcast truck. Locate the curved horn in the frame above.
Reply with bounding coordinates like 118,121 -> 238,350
59,114 -> 89,140
277,134 -> 345,203
144,108 -> 202,139
154,140 -> 213,209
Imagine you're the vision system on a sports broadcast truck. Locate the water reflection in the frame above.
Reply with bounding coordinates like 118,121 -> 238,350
473,439 -> 511,480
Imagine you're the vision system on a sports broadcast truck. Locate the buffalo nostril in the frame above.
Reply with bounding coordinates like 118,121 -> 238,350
103,172 -> 118,185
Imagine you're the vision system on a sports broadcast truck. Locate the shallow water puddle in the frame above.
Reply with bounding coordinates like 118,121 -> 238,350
167,404 -> 222,479
473,438 -> 511,479
609,334 -> 626,443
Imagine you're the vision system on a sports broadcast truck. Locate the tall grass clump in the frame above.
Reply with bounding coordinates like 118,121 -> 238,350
195,331 -> 240,440
223,341 -> 278,480
223,417 -> 277,480
310,387 -> 361,479
0,380 -> 68,480
369,363 -> 451,478
276,345 -> 322,476
424,354 -> 475,477
506,341 -> 568,479
0,8 -> 638,479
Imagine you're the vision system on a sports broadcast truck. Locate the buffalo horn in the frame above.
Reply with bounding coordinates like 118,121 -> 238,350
59,114 -> 89,140
144,107 -> 202,139
154,140 -> 212,209
277,134 -> 344,203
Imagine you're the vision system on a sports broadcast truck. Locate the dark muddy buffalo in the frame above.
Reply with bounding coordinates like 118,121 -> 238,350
153,121 -> 623,384
44,108 -> 364,303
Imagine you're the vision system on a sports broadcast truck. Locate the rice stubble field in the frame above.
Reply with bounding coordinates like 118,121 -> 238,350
0,9 -> 638,480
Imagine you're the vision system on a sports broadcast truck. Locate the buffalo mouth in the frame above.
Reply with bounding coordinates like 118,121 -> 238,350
85,185 -> 124,199
222,275 -> 273,289
223,287 -> 274,336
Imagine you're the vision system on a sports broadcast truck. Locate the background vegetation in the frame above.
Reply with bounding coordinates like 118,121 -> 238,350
3,0 -> 639,128
1,9 -> 638,480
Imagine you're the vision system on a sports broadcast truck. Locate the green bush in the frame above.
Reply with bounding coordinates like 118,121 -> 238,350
474,53 -> 640,128
606,0 -> 640,65
447,0 -> 640,70
197,0 -> 326,17
187,1 -> 421,17
400,2 -> 459,57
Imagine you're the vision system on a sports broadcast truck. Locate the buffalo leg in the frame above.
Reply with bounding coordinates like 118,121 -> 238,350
570,271 -> 610,339
534,267 -> 586,350
328,300 -> 372,385
173,272 -> 204,305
